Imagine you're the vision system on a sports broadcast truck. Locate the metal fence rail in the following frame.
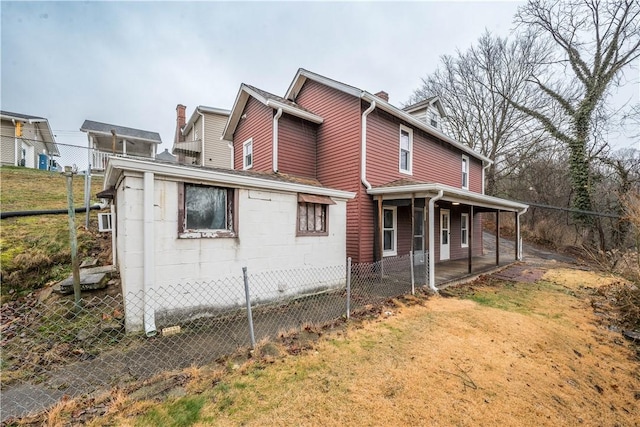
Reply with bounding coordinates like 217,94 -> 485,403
0,253 -> 430,421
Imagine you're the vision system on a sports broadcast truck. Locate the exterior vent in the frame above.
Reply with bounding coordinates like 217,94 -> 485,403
98,213 -> 113,232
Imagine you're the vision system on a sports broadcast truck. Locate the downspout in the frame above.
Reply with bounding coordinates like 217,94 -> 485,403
361,101 -> 376,190
228,141 -> 234,169
428,190 -> 444,292
516,206 -> 528,261
143,171 -> 157,336
272,108 -> 283,172
482,161 -> 491,194
198,108 -> 206,166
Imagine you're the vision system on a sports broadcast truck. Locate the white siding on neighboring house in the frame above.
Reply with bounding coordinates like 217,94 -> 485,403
203,113 -> 232,169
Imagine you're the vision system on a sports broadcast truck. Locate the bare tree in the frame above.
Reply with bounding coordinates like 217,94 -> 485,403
510,0 -> 640,227
409,32 -> 547,195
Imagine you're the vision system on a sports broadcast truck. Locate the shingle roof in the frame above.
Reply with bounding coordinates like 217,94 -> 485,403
80,120 -> 162,143
374,178 -> 431,188
402,97 -> 437,112
243,84 -> 316,115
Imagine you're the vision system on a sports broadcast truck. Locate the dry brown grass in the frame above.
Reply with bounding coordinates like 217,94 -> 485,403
78,267 -> 639,427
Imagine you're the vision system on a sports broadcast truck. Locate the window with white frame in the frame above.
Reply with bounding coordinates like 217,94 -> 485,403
243,139 -> 253,170
461,213 -> 469,247
399,125 -> 413,174
179,183 -> 235,238
461,155 -> 469,189
383,206 -> 397,256
430,111 -> 439,128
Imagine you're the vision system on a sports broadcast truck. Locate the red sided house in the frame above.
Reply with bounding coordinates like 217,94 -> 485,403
222,69 -> 528,290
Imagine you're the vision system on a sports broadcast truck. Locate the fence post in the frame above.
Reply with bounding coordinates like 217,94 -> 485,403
242,267 -> 256,348
346,257 -> 352,319
410,251 -> 415,295
64,167 -> 81,311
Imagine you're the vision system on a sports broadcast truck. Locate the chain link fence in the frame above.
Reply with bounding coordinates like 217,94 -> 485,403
1,254 -> 430,421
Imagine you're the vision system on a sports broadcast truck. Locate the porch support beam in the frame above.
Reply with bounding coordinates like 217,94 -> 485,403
515,211 -> 519,261
495,210 -> 500,266
468,205 -> 473,274
410,194 -> 415,253
428,190 -> 444,291
377,195 -> 383,262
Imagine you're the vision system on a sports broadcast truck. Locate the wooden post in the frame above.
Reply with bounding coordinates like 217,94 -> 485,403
468,206 -> 473,274
64,167 -> 81,310
377,196 -> 383,262
515,211 -> 520,261
410,194 -> 415,253
496,210 -> 500,266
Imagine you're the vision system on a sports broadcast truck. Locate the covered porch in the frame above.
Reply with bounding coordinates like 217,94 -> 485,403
80,120 -> 162,171
367,182 -> 528,290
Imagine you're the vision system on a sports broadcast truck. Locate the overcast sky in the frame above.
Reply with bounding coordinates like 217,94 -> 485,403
1,1 -> 638,165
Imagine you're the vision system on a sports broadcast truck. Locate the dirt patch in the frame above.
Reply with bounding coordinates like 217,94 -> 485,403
491,263 -> 547,283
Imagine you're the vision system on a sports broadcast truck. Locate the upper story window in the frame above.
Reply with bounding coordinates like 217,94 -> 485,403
179,184 -> 236,238
461,155 -> 469,190
399,125 -> 413,175
429,111 -> 439,128
243,138 -> 253,170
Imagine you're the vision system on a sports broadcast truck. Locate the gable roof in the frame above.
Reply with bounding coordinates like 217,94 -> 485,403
284,68 -> 491,164
182,105 -> 231,137
80,120 -> 162,144
222,83 -> 324,140
403,97 -> 446,117
1,110 -> 60,156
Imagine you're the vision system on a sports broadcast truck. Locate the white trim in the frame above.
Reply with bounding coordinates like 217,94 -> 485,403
367,182 -> 527,212
243,138 -> 253,170
222,83 -> 324,141
285,68 -> 362,100
399,124 -> 413,175
461,154 -> 469,190
382,206 -> 397,257
440,208 -> 450,261
104,157 -> 355,200
461,212 -> 469,248
361,101 -> 376,190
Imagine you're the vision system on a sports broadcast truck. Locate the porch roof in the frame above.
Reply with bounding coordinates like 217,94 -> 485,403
367,180 -> 528,213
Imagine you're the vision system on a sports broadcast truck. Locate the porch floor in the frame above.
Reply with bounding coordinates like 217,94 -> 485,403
434,252 -> 516,285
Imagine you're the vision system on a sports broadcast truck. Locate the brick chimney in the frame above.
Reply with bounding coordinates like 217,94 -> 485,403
175,104 -> 186,143
374,91 -> 389,102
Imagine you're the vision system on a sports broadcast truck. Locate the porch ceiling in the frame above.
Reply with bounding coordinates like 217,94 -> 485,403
367,182 -> 527,213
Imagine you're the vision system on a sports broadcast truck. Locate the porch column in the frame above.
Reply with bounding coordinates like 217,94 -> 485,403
424,197 -> 429,286
468,206 -> 473,274
495,210 -> 500,266
377,196 -> 383,262
123,139 -> 127,156
410,194 -> 415,253
515,211 -> 520,260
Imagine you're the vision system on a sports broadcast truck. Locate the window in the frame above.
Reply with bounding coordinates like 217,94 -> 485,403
243,139 -> 253,170
297,194 -> 334,236
461,213 -> 469,247
461,155 -> 469,190
98,213 -> 112,232
383,206 -> 397,256
399,125 -> 413,174
430,111 -> 439,128
179,184 -> 235,238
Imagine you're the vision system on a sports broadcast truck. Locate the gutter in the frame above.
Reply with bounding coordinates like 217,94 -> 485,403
361,100 -> 376,190
272,108 -> 283,172
428,190 -> 444,292
143,171 -> 157,336
228,141 -> 234,169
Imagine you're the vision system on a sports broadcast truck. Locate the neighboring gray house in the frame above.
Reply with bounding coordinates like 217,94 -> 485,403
1,111 -> 60,169
80,120 -> 162,172
173,104 -> 232,169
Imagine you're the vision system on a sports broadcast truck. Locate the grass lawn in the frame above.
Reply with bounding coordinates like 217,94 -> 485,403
38,267 -> 639,427
0,166 -> 108,298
